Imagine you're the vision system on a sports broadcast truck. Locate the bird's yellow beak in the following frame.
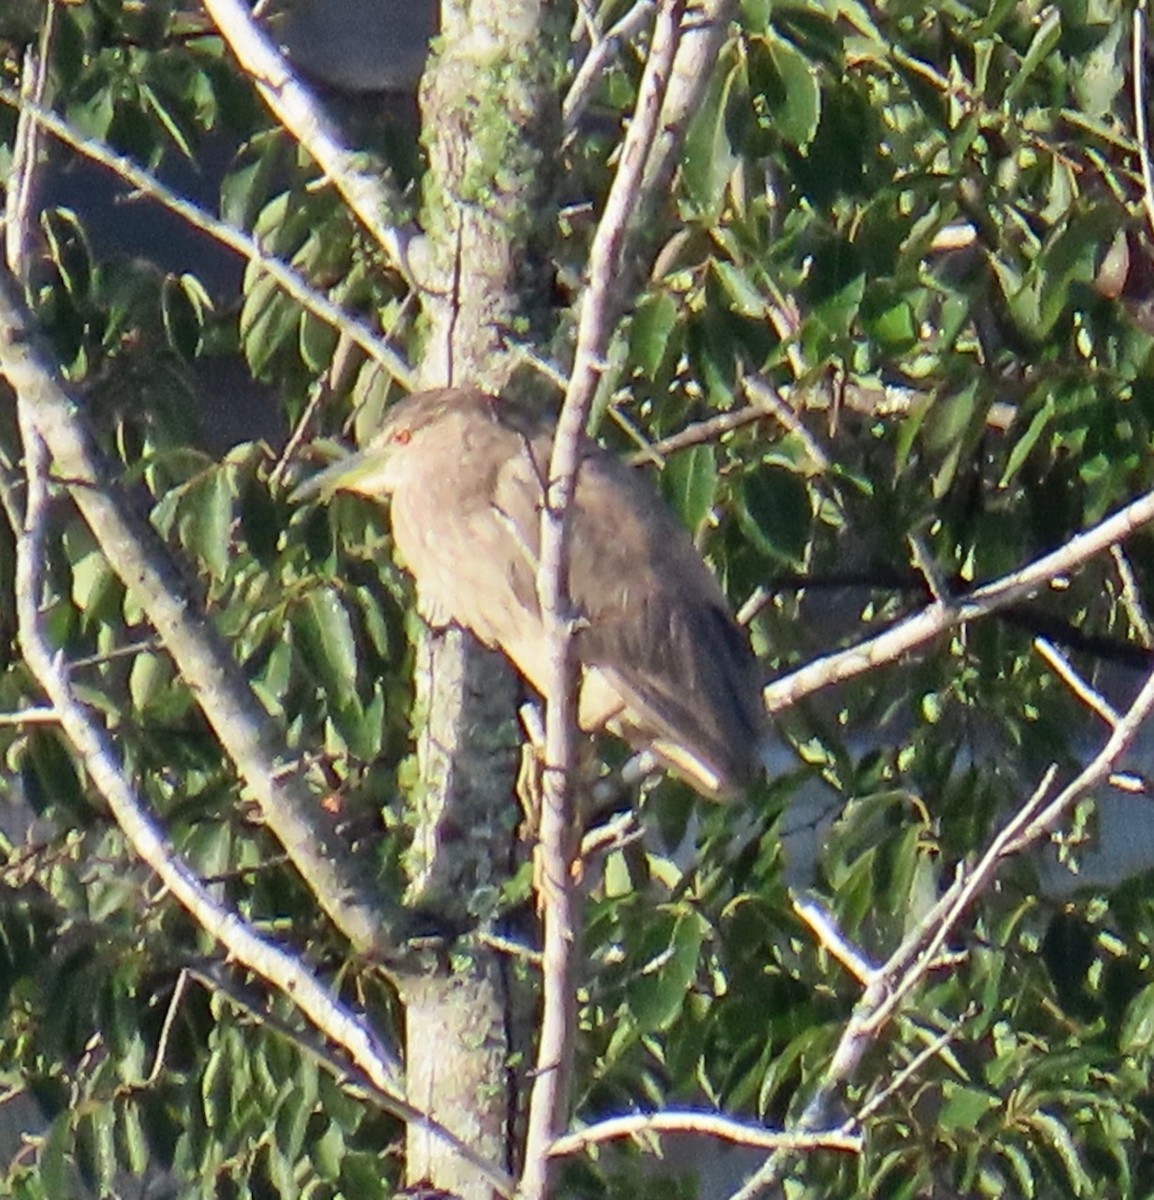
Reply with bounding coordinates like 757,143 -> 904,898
290,443 -> 390,503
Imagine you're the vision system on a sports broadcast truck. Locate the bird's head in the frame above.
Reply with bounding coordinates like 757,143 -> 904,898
291,390 -> 470,503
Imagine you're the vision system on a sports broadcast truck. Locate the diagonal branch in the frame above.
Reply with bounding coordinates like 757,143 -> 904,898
564,0 -> 658,133
731,665 -> 1154,1199
765,487 -> 1154,712
201,0 -> 418,284
8,411 -> 399,1099
0,85 -> 412,388
5,412 -> 515,1196
0,267 -> 403,954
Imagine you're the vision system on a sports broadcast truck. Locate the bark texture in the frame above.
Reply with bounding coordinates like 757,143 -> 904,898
395,2 -> 568,1194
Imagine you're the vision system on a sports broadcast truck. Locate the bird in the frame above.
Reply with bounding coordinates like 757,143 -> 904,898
294,387 -> 768,798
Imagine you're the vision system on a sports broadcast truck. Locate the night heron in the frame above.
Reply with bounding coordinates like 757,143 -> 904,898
295,387 -> 768,797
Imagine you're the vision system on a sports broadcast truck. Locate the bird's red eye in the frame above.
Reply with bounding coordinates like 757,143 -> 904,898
394,429 -> 412,445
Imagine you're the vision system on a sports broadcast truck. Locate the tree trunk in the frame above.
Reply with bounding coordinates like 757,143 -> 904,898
393,2 -> 568,1195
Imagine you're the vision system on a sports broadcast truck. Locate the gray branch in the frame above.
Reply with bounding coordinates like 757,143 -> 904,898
0,268 -> 404,954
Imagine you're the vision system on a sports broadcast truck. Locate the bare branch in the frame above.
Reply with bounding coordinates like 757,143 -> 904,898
742,374 -> 832,472
144,969 -> 190,1087
4,6 -> 53,281
0,267 -> 403,954
1034,637 -> 1121,727
625,401 -> 766,466
14,411 -> 404,1088
640,0 -> 737,202
1133,6 -> 1154,240
792,893 -> 875,985
564,0 -> 657,133
766,487 -> 1154,712
201,0 -> 417,283
734,661 -> 1154,1198
1111,543 -> 1154,647
550,1111 -> 861,1157
521,9 -> 687,1196
0,707 -> 58,726
0,85 -> 412,389
564,2 -> 685,424
847,1007 -> 975,1128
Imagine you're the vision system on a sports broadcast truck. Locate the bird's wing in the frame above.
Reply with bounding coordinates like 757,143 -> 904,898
492,438 -> 767,792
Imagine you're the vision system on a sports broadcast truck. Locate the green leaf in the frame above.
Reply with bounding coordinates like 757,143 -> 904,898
682,60 -> 738,218
661,443 -> 718,534
201,1043 -> 231,1130
630,290 -> 680,378
220,132 -> 284,230
240,270 -> 298,379
311,1121 -> 344,1181
129,651 -> 169,712
712,259 -> 766,318
1000,396 -> 1055,486
341,1151 -> 389,1198
22,730 -> 85,818
1024,1109 -> 1091,1195
38,1115 -> 72,1199
627,906 -> 707,1031
77,1104 -> 117,1196
764,34 -> 821,148
861,290 -> 918,352
294,586 -> 359,706
40,208 -> 93,301
938,1082 -> 999,1130
117,1100 -> 149,1176
179,470 -> 235,583
1006,9 -> 1062,104
162,273 -> 211,361
1119,981 -> 1154,1055
738,465 -> 811,566
300,311 -> 339,373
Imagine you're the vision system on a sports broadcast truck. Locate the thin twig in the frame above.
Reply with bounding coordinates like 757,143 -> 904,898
550,1111 -> 861,1157
4,2 -> 54,281
564,0 -> 657,133
563,2 -> 685,429
1033,637 -> 1121,727
0,706 -> 58,725
69,637 -> 163,671
742,374 -> 832,471
908,534 -> 948,605
145,968 -> 189,1086
625,402 -> 767,466
1111,543 -> 1154,647
1133,5 -> 1154,240
639,0 -> 737,202
792,893 -> 875,985
268,378 -> 328,490
846,1007 -> 975,1129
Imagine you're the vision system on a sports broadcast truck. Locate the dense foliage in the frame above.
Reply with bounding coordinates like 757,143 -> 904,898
3,0 -> 1154,1197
